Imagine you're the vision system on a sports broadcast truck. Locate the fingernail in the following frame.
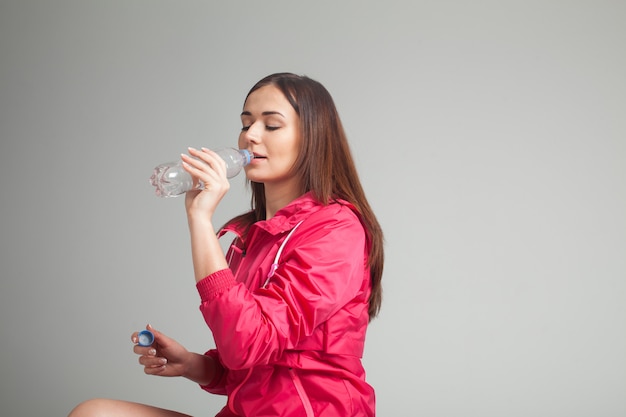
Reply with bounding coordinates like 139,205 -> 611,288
149,349 -> 156,355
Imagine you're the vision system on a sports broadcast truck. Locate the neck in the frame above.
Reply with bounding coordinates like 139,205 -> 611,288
264,180 -> 302,220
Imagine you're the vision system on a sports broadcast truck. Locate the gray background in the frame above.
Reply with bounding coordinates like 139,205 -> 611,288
1,1 -> 624,416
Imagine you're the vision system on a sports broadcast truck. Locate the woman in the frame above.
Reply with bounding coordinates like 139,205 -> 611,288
69,73 -> 384,417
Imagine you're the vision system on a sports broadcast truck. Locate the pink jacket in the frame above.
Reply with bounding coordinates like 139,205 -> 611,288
196,192 -> 375,416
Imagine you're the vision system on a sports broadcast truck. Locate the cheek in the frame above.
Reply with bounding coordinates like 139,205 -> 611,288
288,134 -> 302,160
277,141 -> 299,164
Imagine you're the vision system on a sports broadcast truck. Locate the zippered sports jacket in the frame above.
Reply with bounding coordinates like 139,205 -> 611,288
196,192 -> 376,416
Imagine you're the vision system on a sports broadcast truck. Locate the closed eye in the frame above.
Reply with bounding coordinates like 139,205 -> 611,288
241,125 -> 280,132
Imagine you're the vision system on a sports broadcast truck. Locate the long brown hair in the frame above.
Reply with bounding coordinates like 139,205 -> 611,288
228,73 -> 384,319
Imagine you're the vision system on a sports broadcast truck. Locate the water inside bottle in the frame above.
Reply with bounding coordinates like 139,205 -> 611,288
150,162 -> 194,198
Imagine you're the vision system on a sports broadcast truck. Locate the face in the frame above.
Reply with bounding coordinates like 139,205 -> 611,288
238,85 -> 301,188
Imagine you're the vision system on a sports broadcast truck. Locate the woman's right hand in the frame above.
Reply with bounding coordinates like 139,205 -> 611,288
181,147 -> 231,220
131,325 -> 190,377
181,147 -> 231,282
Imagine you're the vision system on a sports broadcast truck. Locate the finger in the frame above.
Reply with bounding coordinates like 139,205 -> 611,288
145,325 -> 168,346
139,354 -> 167,368
189,146 -> 219,160
180,153 -> 207,172
188,147 -> 226,174
133,345 -> 154,355
186,147 -> 219,167
181,157 -> 221,183
144,364 -> 168,375
131,323 -> 155,344
200,148 -> 227,173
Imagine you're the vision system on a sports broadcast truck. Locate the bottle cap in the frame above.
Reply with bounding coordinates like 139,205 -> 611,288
137,330 -> 155,347
240,149 -> 253,165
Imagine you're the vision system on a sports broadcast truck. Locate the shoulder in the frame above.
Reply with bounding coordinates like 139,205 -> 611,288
314,199 -> 362,223
281,201 -> 369,266
296,200 -> 366,240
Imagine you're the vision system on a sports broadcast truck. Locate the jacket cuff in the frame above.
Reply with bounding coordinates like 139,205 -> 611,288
196,268 -> 236,301
199,349 -> 226,393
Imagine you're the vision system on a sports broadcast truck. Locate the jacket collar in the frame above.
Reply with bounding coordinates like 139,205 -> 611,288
218,192 -> 320,239
257,192 -> 321,234
219,192 -> 358,239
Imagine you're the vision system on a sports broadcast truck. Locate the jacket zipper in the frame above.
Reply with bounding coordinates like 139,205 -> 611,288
289,367 -> 315,417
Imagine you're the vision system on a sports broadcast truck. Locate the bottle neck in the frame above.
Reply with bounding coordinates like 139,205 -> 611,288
239,149 -> 253,166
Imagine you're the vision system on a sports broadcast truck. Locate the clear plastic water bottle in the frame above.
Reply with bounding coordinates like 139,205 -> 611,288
150,148 -> 253,198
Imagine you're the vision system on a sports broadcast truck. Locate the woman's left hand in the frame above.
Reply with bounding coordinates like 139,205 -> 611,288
182,147 -> 231,219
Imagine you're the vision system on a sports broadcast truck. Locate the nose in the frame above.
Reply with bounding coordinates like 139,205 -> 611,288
241,121 -> 262,144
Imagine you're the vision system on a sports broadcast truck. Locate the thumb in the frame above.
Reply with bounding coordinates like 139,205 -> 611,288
146,324 -> 171,347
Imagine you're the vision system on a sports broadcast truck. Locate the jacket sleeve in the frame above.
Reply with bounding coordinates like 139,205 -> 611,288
196,204 -> 369,370
198,349 -> 228,395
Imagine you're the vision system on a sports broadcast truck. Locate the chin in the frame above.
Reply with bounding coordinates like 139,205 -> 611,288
244,173 -> 265,183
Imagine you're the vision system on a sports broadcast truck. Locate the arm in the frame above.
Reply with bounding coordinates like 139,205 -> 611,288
132,150 -> 232,388
181,147 -> 230,281
132,325 -> 220,386
186,213 -> 228,282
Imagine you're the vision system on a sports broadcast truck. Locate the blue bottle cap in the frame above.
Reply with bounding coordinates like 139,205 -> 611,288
240,149 -> 253,165
137,330 -> 155,347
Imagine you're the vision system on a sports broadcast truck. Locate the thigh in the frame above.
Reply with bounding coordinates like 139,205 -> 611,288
68,398 -> 193,417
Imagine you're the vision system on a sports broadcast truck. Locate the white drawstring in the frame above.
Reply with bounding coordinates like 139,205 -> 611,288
262,220 -> 304,288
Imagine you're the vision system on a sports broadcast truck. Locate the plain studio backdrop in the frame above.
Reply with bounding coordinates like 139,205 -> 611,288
0,1 -> 624,416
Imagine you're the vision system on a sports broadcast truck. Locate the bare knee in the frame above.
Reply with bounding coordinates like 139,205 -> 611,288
68,398 -> 114,417
67,398 -> 189,417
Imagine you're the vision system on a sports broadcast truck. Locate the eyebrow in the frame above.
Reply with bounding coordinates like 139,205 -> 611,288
240,110 -> 286,118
